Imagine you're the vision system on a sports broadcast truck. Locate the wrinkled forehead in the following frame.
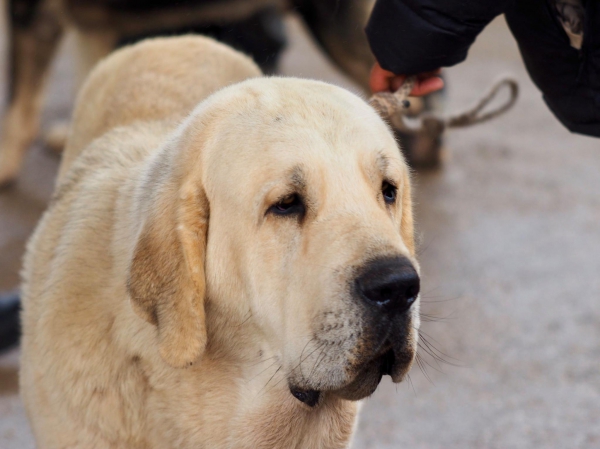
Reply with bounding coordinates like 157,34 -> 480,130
201,78 -> 406,189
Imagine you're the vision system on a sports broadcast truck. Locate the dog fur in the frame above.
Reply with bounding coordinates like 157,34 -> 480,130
20,35 -> 419,448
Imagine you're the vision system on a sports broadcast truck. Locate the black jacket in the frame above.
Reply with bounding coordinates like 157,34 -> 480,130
366,0 -> 600,137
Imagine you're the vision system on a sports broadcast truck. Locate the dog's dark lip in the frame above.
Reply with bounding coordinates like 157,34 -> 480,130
380,347 -> 396,377
290,387 -> 320,407
365,337 -> 394,369
290,344 -> 408,403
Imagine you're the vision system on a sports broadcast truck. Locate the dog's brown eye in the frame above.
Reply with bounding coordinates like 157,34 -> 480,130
382,182 -> 397,204
270,194 -> 304,216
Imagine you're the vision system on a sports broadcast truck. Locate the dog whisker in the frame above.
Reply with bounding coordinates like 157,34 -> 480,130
308,340 -> 331,381
418,350 -> 446,375
417,329 -> 462,366
419,294 -> 462,303
301,341 -> 328,381
416,236 -> 436,257
414,353 -> 435,385
234,310 -> 253,328
419,311 -> 455,322
260,365 -> 282,393
265,369 -> 292,395
247,355 -> 279,368
248,359 -> 281,383
405,373 -> 417,395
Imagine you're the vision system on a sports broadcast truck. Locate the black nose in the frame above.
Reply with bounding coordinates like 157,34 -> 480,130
355,257 -> 420,315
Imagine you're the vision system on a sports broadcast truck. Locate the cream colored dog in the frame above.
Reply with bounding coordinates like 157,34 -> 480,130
20,36 -> 420,448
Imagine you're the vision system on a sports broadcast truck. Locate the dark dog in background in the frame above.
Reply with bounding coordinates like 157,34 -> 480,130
0,0 -> 378,187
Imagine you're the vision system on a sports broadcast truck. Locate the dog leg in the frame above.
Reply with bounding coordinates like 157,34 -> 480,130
0,0 -> 64,187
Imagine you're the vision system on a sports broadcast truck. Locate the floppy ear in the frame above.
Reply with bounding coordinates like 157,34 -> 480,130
128,177 -> 209,368
400,171 -> 416,257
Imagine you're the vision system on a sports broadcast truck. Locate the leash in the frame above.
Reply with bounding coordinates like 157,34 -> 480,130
369,76 -> 520,138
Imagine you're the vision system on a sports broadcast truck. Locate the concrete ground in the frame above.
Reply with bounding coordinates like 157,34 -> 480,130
0,12 -> 599,449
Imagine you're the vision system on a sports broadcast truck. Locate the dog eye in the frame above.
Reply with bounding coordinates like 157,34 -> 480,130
382,182 -> 397,204
270,194 -> 304,216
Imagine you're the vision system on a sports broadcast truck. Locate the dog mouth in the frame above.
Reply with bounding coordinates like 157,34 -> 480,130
290,341 -> 412,405
379,345 -> 396,376
331,344 -> 399,401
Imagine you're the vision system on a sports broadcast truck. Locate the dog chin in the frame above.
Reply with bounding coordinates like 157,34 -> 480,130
332,347 -> 408,401
290,347 -> 414,405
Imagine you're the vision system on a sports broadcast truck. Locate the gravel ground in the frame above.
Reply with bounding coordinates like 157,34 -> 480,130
0,12 -> 598,449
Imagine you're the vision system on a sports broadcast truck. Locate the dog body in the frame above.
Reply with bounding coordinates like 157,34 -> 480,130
20,36 -> 419,448
0,0 -> 376,186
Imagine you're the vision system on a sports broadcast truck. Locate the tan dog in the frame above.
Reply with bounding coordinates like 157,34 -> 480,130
20,36 -> 420,448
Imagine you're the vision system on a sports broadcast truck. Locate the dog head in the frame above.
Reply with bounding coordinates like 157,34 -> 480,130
127,78 -> 419,401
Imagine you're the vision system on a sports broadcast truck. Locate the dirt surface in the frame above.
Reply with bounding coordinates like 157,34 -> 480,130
0,13 -> 599,449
